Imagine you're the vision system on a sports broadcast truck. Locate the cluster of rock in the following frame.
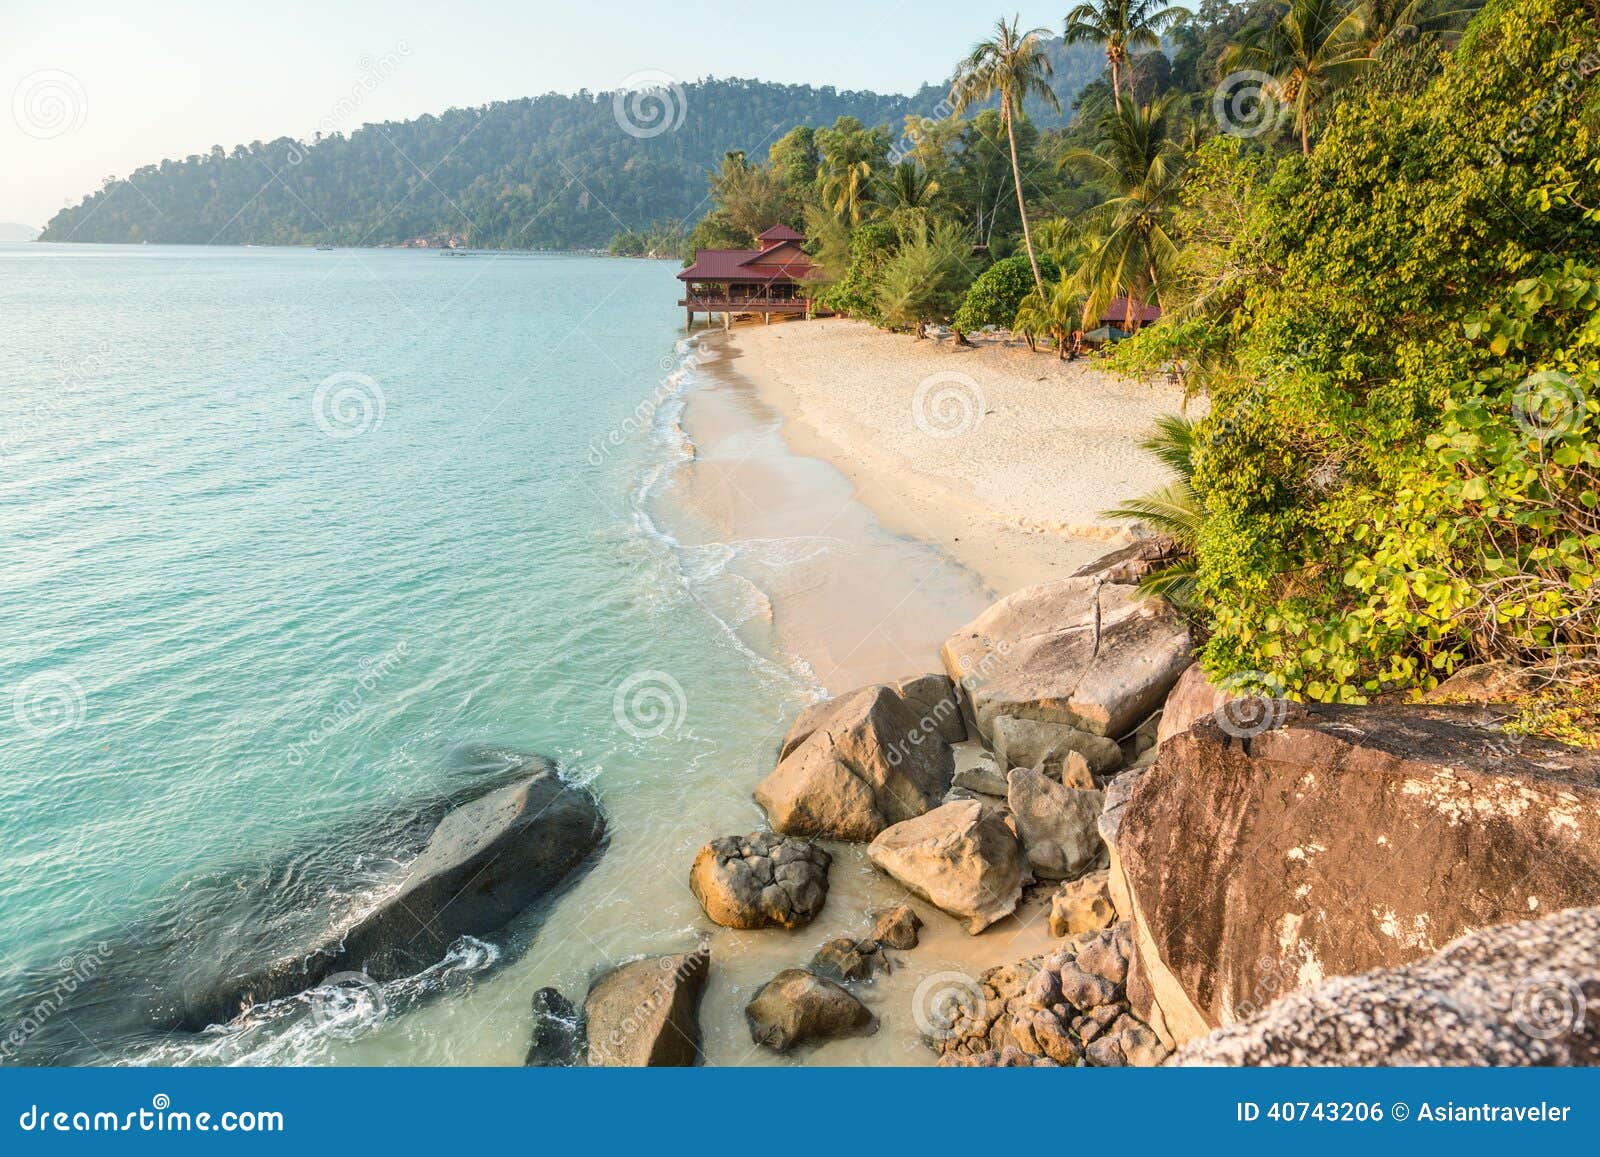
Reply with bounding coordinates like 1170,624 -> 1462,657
524,527 -> 1600,1068
935,923 -> 1167,1067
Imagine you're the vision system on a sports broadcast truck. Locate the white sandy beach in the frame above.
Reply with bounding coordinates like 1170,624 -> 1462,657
720,318 -> 1197,597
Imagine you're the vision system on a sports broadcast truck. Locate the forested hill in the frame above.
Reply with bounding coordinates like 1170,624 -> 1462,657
40,42 -> 1105,250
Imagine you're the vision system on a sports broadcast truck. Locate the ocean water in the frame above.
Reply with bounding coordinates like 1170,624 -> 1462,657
0,243 -> 1008,1068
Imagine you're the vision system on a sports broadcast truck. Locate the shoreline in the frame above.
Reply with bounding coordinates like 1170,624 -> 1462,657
711,317 -> 1195,600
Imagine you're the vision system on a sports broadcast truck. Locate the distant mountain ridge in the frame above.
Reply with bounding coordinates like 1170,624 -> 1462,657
0,223 -> 41,242
41,41 -> 1106,250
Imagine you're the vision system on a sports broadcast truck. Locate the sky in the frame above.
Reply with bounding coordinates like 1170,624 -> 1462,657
1,0 -> 1071,228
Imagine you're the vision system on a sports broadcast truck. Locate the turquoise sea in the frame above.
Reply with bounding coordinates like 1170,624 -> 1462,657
0,243 -> 990,1067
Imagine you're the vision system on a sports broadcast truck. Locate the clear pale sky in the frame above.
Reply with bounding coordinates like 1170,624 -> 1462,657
1,0 -> 1070,228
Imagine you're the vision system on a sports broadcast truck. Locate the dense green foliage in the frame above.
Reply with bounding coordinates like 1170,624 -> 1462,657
954,255 -> 1057,331
1141,0 -> 1600,698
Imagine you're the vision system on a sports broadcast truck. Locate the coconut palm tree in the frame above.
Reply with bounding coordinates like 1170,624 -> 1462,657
1222,0 -> 1372,154
1103,413 -> 1201,605
1061,95 -> 1184,331
1362,0 -> 1479,53
874,160 -> 942,216
950,16 -> 1060,296
1014,276 -> 1086,358
1063,0 -> 1188,112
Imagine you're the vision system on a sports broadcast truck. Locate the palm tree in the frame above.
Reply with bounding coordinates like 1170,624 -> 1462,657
1362,0 -> 1479,53
1103,414 -> 1201,605
1014,277 -> 1085,358
950,16 -> 1060,296
1222,0 -> 1372,154
874,160 -> 942,216
1062,95 -> 1184,331
1063,0 -> 1187,112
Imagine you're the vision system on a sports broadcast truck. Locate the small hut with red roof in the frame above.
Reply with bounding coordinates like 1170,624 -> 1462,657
677,224 -> 817,328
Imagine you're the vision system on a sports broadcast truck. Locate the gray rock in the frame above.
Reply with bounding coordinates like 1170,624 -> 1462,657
1059,961 -> 1121,1011
940,578 -> 1192,742
757,685 -> 954,841
524,987 -> 581,1067
1037,749 -> 1097,790
1070,535 -> 1182,585
809,937 -> 887,983
689,832 -> 830,929
869,904 -> 922,950
953,751 -> 1010,796
745,969 -> 876,1052
780,674 -> 964,760
994,715 -> 1124,776
1007,768 -> 1105,881
867,800 -> 1029,933
585,948 -> 710,1067
1174,907 -> 1600,1066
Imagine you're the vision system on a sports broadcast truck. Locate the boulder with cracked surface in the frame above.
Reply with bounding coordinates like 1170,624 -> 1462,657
689,832 -> 831,929
940,578 -> 1191,743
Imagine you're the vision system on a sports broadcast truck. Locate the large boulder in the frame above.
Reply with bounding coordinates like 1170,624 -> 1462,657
689,832 -> 830,929
1175,907 -> 1600,1066
940,578 -> 1191,744
1154,663 -> 1228,746
867,800 -> 1028,933
869,904 -> 923,949
745,969 -> 876,1052
585,948 -> 710,1067
1006,768 -> 1105,880
780,674 -> 964,760
757,685 -> 954,841
1117,704 -> 1600,1047
992,715 -> 1123,777
1070,535 -> 1182,585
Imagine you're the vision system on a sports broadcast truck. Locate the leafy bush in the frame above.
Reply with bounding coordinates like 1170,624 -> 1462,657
816,222 -> 899,324
953,254 -> 1054,331
1186,0 -> 1600,700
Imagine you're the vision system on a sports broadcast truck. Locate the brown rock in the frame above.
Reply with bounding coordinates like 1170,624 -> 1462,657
867,800 -> 1028,933
1049,870 -> 1116,937
1154,662 -> 1229,747
780,674 -> 965,761
940,578 -> 1192,742
585,949 -> 710,1067
938,1045 -> 1057,1067
756,685 -> 955,841
1118,703 -> 1600,1044
808,937 -> 886,983
1421,660 -> 1543,704
1070,535 -> 1183,585
869,904 -> 922,950
689,832 -> 830,929
994,715 -> 1124,776
745,969 -> 876,1053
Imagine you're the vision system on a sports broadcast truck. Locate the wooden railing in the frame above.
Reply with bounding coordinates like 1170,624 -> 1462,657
679,295 -> 809,313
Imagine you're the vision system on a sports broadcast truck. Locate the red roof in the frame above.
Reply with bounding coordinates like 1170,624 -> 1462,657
1100,297 -> 1162,325
757,224 -> 805,243
677,247 -> 815,282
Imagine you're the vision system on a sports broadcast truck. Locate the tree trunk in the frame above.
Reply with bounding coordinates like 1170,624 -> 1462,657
1110,55 -> 1123,113
954,326 -> 975,347
1005,99 -> 1045,297
1300,114 -> 1311,155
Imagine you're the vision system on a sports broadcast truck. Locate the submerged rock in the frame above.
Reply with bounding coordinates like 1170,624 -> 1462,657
689,832 -> 830,929
809,937 -> 888,983
1116,703 -> 1600,1046
757,685 -> 954,841
585,948 -> 710,1067
940,578 -> 1191,743
867,800 -> 1027,933
745,968 -> 876,1052
869,904 -> 923,950
1175,907 -> 1600,1066
525,987 -> 582,1067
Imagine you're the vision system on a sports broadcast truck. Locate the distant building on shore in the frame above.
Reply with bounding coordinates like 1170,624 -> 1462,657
677,225 -> 816,329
